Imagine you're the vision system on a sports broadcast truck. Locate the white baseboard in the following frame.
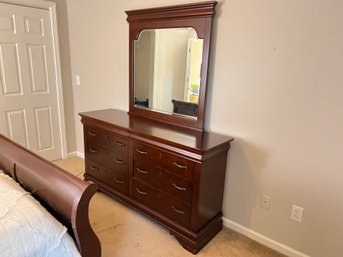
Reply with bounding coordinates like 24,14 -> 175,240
76,151 -> 85,159
67,151 -> 84,159
223,218 -> 310,257
67,151 -> 77,158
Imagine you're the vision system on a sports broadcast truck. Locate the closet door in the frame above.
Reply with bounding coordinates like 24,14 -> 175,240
0,2 -> 64,161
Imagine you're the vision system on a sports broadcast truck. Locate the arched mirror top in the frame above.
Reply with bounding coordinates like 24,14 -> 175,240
135,27 -> 200,41
126,1 -> 217,131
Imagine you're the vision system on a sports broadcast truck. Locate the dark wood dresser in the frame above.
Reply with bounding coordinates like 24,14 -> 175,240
80,109 -> 233,254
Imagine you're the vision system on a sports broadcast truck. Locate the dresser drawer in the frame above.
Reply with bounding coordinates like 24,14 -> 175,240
85,160 -> 128,195
133,160 -> 193,204
85,126 -> 128,155
86,142 -> 128,174
133,141 -> 194,179
132,179 -> 191,227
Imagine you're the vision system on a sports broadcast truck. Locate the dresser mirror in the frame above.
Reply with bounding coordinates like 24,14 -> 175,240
126,1 -> 217,131
134,28 -> 203,118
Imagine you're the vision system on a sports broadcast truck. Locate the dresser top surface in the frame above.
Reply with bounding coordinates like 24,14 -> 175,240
80,109 -> 233,153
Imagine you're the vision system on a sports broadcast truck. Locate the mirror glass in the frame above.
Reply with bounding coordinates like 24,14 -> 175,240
134,28 -> 203,118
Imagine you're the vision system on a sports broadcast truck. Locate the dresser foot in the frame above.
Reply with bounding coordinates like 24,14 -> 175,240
170,215 -> 223,254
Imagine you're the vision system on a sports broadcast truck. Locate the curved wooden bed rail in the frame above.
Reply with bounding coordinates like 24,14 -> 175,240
0,134 -> 101,257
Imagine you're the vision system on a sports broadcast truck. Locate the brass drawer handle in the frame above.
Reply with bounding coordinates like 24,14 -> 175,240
115,159 -> 126,165
137,168 -> 148,174
88,131 -> 98,136
172,183 -> 186,191
136,188 -> 147,195
115,178 -> 125,184
90,165 -> 99,172
173,162 -> 187,170
88,148 -> 98,153
136,148 -> 148,155
115,141 -> 125,147
172,206 -> 185,215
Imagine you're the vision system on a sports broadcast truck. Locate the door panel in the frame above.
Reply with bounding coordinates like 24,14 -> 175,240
5,109 -> 29,148
28,44 -> 49,93
0,43 -> 22,95
24,16 -> 44,35
34,106 -> 54,151
0,2 -> 63,161
0,14 -> 15,33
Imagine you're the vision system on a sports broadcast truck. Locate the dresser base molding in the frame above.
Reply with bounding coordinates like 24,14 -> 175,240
85,173 -> 223,254
170,213 -> 223,254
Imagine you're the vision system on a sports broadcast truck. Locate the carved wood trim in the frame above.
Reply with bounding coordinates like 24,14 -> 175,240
126,1 -> 217,22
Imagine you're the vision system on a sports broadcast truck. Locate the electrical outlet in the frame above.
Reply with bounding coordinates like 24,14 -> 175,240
290,205 -> 304,222
261,195 -> 271,209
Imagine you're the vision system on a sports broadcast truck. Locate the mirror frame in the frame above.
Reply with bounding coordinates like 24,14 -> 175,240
126,1 -> 217,131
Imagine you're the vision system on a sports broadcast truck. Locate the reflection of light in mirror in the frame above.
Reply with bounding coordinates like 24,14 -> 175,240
132,120 -> 198,147
150,127 -> 197,146
134,28 -> 203,118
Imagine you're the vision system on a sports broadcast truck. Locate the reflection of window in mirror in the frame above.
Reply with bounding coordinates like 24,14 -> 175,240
134,28 -> 203,116
184,38 -> 203,104
134,31 -> 155,109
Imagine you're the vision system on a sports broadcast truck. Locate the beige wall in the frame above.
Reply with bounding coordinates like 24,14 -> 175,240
65,0 -> 343,256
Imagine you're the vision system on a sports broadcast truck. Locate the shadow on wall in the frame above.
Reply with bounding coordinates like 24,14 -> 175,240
223,138 -> 269,227
51,0 -> 77,153
201,1 -> 265,226
204,0 -> 224,131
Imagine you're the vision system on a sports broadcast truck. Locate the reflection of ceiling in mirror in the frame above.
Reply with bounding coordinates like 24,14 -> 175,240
134,28 -> 203,118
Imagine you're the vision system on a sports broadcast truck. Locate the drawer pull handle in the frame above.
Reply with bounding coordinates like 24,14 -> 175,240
173,162 -> 187,170
115,159 -> 126,164
115,178 -> 125,184
172,183 -> 187,191
137,168 -> 148,174
88,131 -> 98,136
88,148 -> 98,153
172,206 -> 185,215
136,149 -> 148,155
136,188 -> 147,195
115,141 -> 125,147
90,165 -> 99,171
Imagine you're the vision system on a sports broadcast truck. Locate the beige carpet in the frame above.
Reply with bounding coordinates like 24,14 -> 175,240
54,157 -> 286,257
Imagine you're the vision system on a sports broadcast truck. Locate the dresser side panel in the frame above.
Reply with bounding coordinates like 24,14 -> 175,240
194,150 -> 228,230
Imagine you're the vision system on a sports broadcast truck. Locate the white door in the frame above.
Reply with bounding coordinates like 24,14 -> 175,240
0,2 -> 64,161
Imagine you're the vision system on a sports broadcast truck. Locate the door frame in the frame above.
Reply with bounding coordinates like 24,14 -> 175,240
0,0 -> 67,159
